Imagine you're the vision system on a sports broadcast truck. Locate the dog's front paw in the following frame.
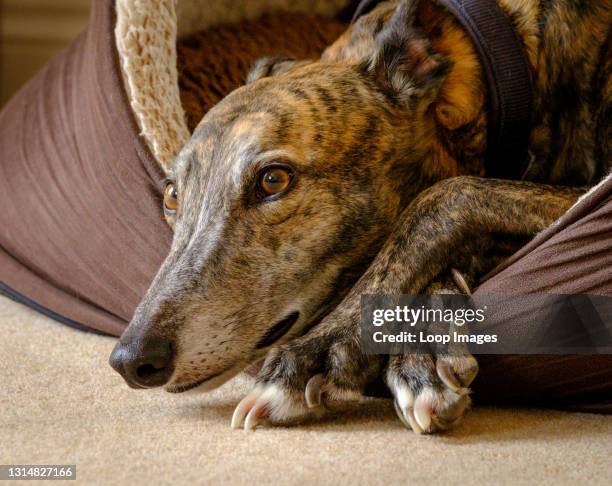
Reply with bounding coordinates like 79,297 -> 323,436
386,352 -> 477,434
231,331 -> 380,430
231,380 -> 323,430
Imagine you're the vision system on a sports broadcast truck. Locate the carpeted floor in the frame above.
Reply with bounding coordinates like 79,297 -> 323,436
1,295 -> 611,485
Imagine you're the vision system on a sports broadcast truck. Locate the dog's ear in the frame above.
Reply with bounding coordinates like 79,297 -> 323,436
246,56 -> 310,83
365,0 -> 451,108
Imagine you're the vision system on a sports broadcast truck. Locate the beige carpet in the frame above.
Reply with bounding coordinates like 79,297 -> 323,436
1,295 -> 611,485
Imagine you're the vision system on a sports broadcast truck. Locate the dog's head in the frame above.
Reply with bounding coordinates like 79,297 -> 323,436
110,0 -> 463,392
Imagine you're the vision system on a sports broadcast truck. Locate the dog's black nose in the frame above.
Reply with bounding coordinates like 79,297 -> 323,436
109,336 -> 174,388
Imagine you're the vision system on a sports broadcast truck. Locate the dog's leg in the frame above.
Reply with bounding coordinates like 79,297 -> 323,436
231,176 -> 586,431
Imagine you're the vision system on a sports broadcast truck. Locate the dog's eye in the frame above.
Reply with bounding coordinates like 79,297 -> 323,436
163,182 -> 178,213
259,166 -> 294,198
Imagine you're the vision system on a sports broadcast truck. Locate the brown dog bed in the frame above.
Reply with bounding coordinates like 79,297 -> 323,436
177,13 -> 347,132
0,0 -> 610,408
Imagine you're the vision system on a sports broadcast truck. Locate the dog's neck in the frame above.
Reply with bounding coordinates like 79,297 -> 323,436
417,1 -> 489,178
415,0 -> 537,179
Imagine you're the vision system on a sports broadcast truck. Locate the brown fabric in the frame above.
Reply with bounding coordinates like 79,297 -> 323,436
473,354 -> 612,408
0,0 -> 172,336
472,173 -> 612,408
479,175 -> 612,293
177,13 -> 347,132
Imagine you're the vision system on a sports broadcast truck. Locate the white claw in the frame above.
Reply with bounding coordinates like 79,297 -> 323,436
414,394 -> 433,432
436,361 -> 462,392
390,383 -> 425,434
405,406 -> 424,434
393,399 -> 422,433
451,268 -> 471,294
305,374 -> 327,408
244,400 -> 268,431
231,393 -> 258,429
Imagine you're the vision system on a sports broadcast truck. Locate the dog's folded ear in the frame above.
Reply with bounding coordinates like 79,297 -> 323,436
246,56 -> 310,83
365,0 -> 451,108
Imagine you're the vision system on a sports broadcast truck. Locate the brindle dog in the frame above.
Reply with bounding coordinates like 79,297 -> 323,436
109,0 -> 611,433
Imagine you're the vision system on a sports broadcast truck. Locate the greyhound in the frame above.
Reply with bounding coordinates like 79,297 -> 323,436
110,0 -> 611,433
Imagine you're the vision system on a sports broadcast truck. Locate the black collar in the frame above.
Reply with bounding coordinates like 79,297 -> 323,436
352,0 -> 533,179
